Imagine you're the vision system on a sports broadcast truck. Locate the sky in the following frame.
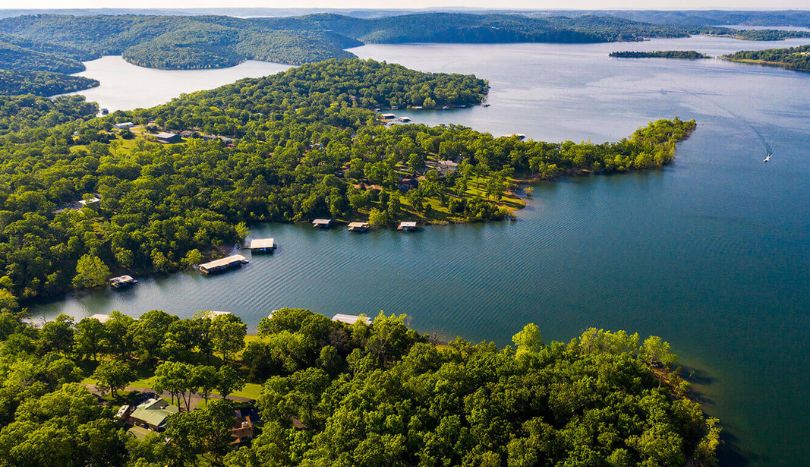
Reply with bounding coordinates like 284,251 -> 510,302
0,1 -> 806,10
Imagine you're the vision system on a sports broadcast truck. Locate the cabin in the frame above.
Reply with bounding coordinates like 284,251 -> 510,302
348,222 -> 370,233
332,314 -> 372,325
436,160 -> 459,176
248,238 -> 276,253
114,122 -> 134,130
312,219 -> 332,229
88,313 -> 112,323
128,398 -> 179,432
398,221 -> 419,232
155,132 -> 181,144
109,275 -> 137,289
198,255 -> 248,275
381,113 -> 396,120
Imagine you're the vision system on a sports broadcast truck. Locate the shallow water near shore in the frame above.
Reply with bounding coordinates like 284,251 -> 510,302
34,35 -> 810,465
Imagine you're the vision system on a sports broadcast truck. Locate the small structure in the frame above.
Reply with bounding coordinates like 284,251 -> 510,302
348,221 -> 370,233
437,160 -> 459,176
398,116 -> 411,123
202,310 -> 232,319
248,238 -> 276,253
381,113 -> 396,120
129,398 -> 179,432
398,178 -> 418,192
79,194 -> 101,207
198,255 -> 248,275
155,132 -> 181,144
231,407 -> 256,445
312,219 -> 332,229
332,314 -> 372,325
114,122 -> 134,130
398,221 -> 419,232
109,275 -> 137,289
88,313 -> 112,323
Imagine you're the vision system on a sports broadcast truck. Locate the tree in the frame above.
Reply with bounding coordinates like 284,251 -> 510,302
368,208 -> 387,227
216,365 -> 245,400
72,254 -> 110,288
153,361 -> 195,411
0,289 -> 18,313
512,323 -> 542,359
209,314 -> 246,364
192,365 -> 219,403
38,314 -> 74,355
92,360 -> 135,397
74,317 -> 108,361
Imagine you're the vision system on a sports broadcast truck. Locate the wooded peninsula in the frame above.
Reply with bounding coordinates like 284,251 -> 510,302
610,50 -> 710,59
725,44 -> 810,73
0,304 -> 721,466
0,58 -> 696,306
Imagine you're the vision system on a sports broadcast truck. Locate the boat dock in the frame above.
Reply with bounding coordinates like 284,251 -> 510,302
348,221 -> 370,232
332,314 -> 372,325
312,219 -> 332,229
109,275 -> 138,289
199,255 -> 248,275
398,221 -> 419,232
248,238 -> 276,253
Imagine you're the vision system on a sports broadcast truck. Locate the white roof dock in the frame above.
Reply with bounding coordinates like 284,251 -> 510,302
312,219 -> 332,228
381,113 -> 396,119
248,238 -> 276,250
203,310 -> 232,319
348,221 -> 370,232
332,314 -> 372,325
199,254 -> 248,274
88,313 -> 111,323
398,221 -> 418,231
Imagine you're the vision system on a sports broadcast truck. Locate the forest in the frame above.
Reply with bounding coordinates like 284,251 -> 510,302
725,44 -> 810,73
0,70 -> 98,96
610,50 -> 710,59
0,58 -> 695,306
0,303 -> 721,466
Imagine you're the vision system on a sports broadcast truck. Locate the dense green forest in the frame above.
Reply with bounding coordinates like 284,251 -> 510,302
0,40 -> 86,73
725,44 -> 810,73
0,70 -> 98,96
610,50 -> 710,59
0,94 -> 98,135
0,59 -> 695,305
0,303 -> 720,465
720,29 -> 810,41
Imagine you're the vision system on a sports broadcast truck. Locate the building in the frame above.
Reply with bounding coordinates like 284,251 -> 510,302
129,398 -> 179,432
109,275 -> 137,289
155,132 -> 181,144
248,238 -> 276,253
230,407 -> 256,445
348,222 -> 370,232
398,221 -> 419,232
332,314 -> 372,325
198,255 -> 249,275
436,160 -> 459,176
114,122 -> 134,130
312,219 -> 332,229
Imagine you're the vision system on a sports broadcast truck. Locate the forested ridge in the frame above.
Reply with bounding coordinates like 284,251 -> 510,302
0,303 -> 720,466
725,44 -> 810,73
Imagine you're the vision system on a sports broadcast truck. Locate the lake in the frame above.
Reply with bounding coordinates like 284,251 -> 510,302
66,56 -> 291,111
35,36 -> 810,466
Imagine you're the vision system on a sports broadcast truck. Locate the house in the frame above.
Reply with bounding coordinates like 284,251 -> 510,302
128,398 -> 179,432
248,238 -> 276,253
348,222 -> 370,233
398,221 -> 419,232
198,255 -> 248,275
332,314 -> 372,325
114,122 -> 134,130
155,132 -> 181,144
437,160 -> 459,176
109,275 -> 137,289
312,219 -> 332,229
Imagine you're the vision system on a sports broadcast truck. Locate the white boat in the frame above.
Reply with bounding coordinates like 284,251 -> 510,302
764,153 -> 771,163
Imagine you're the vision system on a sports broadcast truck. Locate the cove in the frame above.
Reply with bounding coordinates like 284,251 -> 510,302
32,35 -> 810,465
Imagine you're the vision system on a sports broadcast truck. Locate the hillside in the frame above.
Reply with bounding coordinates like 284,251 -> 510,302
0,70 -> 98,96
725,44 -> 810,73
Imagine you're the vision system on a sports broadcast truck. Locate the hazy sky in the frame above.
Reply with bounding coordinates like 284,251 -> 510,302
1,1 -> 806,10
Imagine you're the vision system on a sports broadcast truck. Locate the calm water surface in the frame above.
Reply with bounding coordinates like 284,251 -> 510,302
67,56 -> 291,111
34,36 -> 810,466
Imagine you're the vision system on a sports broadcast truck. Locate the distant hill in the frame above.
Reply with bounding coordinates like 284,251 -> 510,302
0,70 -> 98,96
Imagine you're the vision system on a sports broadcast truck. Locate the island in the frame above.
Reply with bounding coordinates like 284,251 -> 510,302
610,50 -> 711,59
725,44 -> 810,73
0,58 -> 696,305
0,304 -> 721,465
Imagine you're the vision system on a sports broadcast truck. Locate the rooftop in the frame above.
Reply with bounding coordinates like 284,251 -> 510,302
130,398 -> 179,428
312,219 -> 332,225
248,238 -> 275,249
332,314 -> 372,325
155,132 -> 178,139
199,255 -> 248,270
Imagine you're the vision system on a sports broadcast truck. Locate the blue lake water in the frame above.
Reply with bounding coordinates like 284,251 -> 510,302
34,36 -> 810,465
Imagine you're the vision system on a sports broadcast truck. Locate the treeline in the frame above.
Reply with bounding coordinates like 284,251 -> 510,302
610,50 -> 710,59
0,94 -> 98,135
0,303 -> 721,465
725,44 -> 810,73
0,59 -> 694,305
0,70 -> 98,96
